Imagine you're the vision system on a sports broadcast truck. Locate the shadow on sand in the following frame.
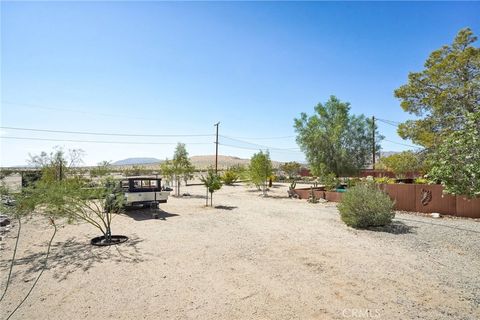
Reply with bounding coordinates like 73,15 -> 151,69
3,235 -> 145,282
214,205 -> 238,211
123,208 -> 179,221
368,221 -> 416,235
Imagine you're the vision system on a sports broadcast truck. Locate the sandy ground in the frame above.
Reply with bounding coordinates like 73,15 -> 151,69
0,183 -> 479,320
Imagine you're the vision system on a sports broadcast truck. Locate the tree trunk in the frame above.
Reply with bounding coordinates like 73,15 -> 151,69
210,192 -> 213,207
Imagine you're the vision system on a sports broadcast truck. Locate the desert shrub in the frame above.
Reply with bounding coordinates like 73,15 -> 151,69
414,177 -> 429,184
374,176 -> 396,184
320,173 -> 339,191
338,183 -> 395,229
221,168 -> 239,185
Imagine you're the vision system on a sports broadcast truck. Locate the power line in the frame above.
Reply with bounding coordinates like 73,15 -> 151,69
0,136 -> 212,145
0,126 -> 214,137
376,118 -> 400,127
382,139 -> 422,149
224,135 -> 295,140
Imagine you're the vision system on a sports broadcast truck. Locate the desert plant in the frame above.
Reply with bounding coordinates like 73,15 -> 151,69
90,160 -> 112,177
320,173 -> 339,191
307,186 -> 319,203
249,151 -> 273,196
338,183 -> 395,229
374,177 -> 396,184
289,181 -> 297,190
200,169 -> 222,207
414,177 -> 429,184
221,168 -> 239,185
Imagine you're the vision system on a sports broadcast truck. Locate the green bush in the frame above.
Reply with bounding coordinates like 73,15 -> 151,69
221,169 -> 239,185
338,183 -> 395,229
374,176 -> 396,184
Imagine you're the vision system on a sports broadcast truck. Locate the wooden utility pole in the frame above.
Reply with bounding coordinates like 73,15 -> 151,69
372,116 -> 376,170
214,122 -> 220,174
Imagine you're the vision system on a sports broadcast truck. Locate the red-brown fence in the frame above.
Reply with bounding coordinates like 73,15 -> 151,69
292,184 -> 480,218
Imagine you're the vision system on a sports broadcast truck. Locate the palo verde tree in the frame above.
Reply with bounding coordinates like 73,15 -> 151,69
160,143 -> 195,196
395,28 -> 480,196
26,148 -> 125,243
249,150 -> 273,196
394,28 -> 480,149
200,169 -> 222,207
28,146 -> 85,181
294,96 -> 382,178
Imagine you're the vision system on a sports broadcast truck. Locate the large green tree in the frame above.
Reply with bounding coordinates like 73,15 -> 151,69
394,28 -> 480,148
294,96 -> 381,177
395,28 -> 480,197
249,151 -> 273,196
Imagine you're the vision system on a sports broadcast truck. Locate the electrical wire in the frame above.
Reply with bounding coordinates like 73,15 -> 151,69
0,136 -> 212,145
382,139 -> 422,149
0,126 -> 214,138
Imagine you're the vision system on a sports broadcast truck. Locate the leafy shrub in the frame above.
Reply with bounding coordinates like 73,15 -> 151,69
374,177 -> 396,184
320,173 -> 339,191
414,177 -> 429,184
338,183 -> 395,229
221,169 -> 239,185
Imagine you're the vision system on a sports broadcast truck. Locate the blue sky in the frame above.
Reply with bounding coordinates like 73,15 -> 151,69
1,1 -> 479,166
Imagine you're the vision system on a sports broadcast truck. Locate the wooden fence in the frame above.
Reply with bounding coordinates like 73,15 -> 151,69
292,184 -> 480,218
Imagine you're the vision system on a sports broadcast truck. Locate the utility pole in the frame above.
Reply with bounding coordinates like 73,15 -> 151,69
372,116 -> 376,170
214,122 -> 220,174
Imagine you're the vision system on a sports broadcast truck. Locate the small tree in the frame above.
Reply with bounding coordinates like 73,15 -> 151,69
249,151 -> 273,196
169,143 -> 195,196
28,146 -> 84,181
280,161 -> 301,180
200,169 -> 222,207
378,151 -> 421,179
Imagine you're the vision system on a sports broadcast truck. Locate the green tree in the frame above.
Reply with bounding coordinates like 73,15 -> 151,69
378,151 -> 421,179
161,143 -> 195,196
280,161 -> 301,180
394,28 -> 480,148
294,96 -> 381,177
200,169 -> 222,207
428,112 -> 480,197
249,151 -> 273,196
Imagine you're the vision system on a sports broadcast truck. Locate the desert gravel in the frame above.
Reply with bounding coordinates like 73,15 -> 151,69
0,183 -> 479,319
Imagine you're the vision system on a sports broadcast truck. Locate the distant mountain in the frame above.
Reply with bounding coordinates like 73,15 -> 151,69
112,157 -> 162,166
